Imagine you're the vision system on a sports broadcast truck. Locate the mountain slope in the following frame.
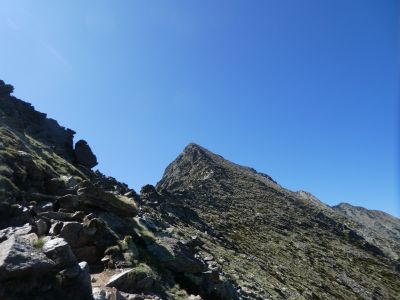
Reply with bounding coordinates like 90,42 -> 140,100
333,203 -> 400,260
156,143 -> 400,299
1,79 -> 400,300
0,80 -> 233,300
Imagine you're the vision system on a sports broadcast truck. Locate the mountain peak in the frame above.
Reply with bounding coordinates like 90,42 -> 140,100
157,143 -> 279,193
181,143 -> 214,160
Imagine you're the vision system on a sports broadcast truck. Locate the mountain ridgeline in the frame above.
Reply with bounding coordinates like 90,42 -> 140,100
0,80 -> 399,300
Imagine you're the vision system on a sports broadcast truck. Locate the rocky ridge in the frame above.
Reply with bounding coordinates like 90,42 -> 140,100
332,203 -> 400,260
0,80 -> 399,299
0,80 -> 241,299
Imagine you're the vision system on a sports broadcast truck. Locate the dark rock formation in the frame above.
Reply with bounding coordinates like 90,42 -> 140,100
0,80 -> 14,96
140,184 -> 162,205
0,80 -> 75,160
74,140 -> 98,168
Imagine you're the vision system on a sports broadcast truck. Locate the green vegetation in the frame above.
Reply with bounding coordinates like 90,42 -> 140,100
33,238 -> 45,249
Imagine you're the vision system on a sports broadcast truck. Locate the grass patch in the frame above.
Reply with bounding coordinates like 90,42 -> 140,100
33,238 -> 45,249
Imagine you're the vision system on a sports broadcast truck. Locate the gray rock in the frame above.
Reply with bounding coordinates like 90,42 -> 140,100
140,185 -> 162,205
59,221 -> 84,248
58,261 -> 92,300
61,175 -> 79,189
57,194 -> 80,210
42,237 -> 77,268
0,235 -> 55,281
37,201 -> 54,212
39,210 -> 84,222
0,224 -> 33,242
147,237 -> 206,273
74,140 -> 98,168
105,264 -> 155,293
49,221 -> 64,236
0,204 -> 31,229
77,185 -> 137,217
35,218 -> 48,235
78,261 -> 92,297
92,287 -> 126,300
92,287 -> 107,300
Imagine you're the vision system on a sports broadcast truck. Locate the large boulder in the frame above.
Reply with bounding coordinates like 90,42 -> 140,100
147,237 -> 206,273
74,140 -> 97,168
42,237 -> 78,268
0,80 -> 14,96
0,235 -> 55,281
81,217 -> 119,257
39,211 -> 84,222
58,261 -> 92,300
105,264 -> 156,293
59,222 -> 85,248
77,185 -> 138,217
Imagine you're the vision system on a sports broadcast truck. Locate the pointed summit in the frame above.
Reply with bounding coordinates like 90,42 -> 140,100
156,143 -> 220,192
180,143 -> 216,161
156,143 -> 278,193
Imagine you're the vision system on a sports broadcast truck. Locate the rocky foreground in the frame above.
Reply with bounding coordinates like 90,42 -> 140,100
0,80 -> 399,299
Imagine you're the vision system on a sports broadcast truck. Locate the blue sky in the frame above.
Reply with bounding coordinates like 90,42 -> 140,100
0,1 -> 399,216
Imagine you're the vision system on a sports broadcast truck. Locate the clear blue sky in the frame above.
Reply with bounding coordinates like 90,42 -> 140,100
0,1 -> 399,216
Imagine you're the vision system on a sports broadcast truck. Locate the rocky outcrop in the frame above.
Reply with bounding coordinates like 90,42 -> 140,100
77,184 -> 138,217
140,184 -> 162,205
75,140 -> 98,168
0,80 -> 75,160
